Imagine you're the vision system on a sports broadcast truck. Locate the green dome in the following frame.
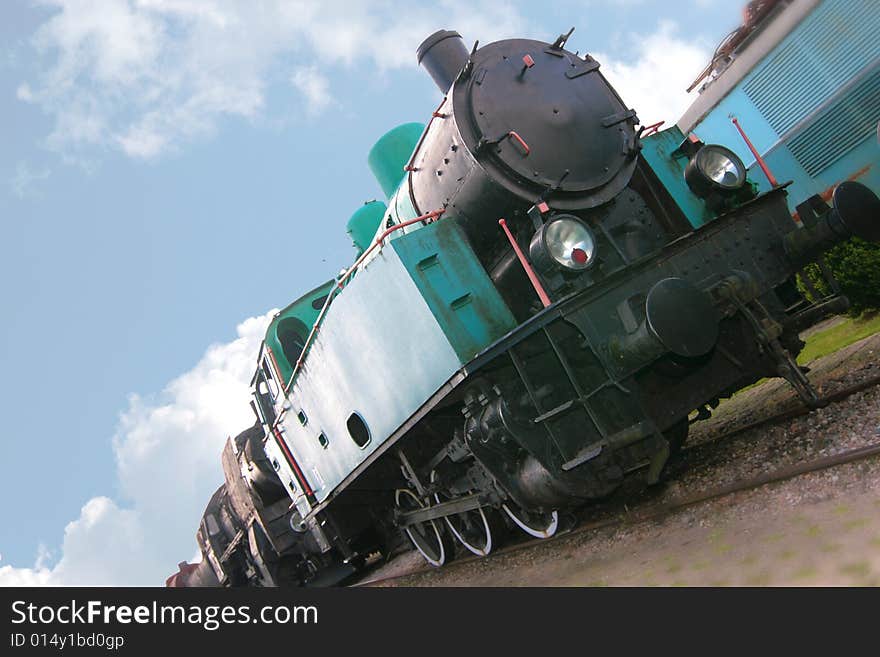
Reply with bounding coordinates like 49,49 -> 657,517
367,122 -> 425,199
347,200 -> 387,255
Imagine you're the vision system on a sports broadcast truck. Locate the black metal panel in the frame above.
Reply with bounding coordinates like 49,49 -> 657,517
456,40 -> 638,204
409,95 -> 524,251
464,188 -> 798,375
410,36 -> 641,258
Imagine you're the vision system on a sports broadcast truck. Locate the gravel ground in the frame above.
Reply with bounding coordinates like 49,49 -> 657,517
358,330 -> 880,587
688,331 -> 880,445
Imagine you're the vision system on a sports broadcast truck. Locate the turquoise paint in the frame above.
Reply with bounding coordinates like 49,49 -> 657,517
689,0 -> 879,215
367,123 -> 425,199
350,187 -> 418,256
392,184 -> 418,223
347,201 -> 387,255
813,138 -> 878,196
639,126 -> 714,228
264,279 -> 335,381
754,135 -> 879,205
691,89 -> 780,166
690,0 -> 880,166
741,0 -> 879,137
392,220 -> 517,363
279,238 -> 465,503
750,142 -> 823,199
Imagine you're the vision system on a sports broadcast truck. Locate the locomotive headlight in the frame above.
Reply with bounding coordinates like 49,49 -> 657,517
684,144 -> 746,198
529,215 -> 596,274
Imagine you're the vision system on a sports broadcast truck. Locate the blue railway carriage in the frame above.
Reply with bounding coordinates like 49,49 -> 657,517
678,0 -> 880,209
169,24 -> 880,587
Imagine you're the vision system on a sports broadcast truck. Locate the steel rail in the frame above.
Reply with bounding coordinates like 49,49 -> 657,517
685,371 -> 880,450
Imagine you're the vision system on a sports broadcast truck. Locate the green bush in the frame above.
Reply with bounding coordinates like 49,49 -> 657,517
798,238 -> 880,315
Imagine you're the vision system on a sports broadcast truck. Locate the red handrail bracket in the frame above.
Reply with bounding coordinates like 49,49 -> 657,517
498,218 -> 551,308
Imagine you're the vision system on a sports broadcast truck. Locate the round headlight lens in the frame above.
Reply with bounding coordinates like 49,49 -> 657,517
695,145 -> 745,190
543,217 -> 596,271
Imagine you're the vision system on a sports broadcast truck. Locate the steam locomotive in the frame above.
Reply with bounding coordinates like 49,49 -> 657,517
167,28 -> 880,587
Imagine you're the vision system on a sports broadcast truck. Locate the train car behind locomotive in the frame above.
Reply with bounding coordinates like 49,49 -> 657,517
168,27 -> 880,587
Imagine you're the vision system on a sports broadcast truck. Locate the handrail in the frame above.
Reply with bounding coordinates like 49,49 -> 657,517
498,218 -> 551,308
403,97 -> 448,173
640,120 -> 665,138
279,208 -> 446,399
730,115 -> 778,187
506,130 -> 530,156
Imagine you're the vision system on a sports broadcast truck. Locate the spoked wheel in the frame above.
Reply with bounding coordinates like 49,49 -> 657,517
395,489 -> 454,567
502,502 -> 559,539
430,471 -> 501,557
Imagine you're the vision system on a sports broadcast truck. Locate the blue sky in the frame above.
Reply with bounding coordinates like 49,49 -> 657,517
0,0 -> 742,585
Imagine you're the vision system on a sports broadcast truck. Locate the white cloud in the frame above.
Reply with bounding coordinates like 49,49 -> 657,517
595,20 -> 710,126
34,543 -> 54,571
291,66 -> 335,115
8,161 -> 51,198
115,123 -> 169,159
19,0 -> 525,160
0,311 -> 273,586
17,3 -> 706,160
16,83 -> 34,101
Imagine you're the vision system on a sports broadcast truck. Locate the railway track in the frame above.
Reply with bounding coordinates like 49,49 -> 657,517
352,372 -> 880,586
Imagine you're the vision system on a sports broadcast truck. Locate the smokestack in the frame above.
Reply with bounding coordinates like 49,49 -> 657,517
417,29 -> 469,92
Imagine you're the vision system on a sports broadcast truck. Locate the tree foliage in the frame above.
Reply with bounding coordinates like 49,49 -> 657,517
798,238 -> 880,315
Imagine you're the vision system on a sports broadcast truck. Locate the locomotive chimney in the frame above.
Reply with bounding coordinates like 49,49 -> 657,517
417,29 -> 469,92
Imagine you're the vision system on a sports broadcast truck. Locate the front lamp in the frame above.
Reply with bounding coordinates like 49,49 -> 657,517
684,144 -> 746,198
529,215 -> 596,275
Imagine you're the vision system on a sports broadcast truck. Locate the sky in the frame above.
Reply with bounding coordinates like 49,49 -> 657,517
0,0 -> 743,585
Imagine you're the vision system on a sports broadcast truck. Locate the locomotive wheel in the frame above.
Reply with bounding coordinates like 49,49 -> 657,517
395,489 -> 454,567
430,471 -> 501,557
501,503 -> 559,539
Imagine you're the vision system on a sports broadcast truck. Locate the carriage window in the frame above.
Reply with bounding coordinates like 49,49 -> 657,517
205,514 -> 220,536
261,357 -> 279,400
347,412 -> 370,448
277,318 -> 308,367
254,370 -> 277,426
